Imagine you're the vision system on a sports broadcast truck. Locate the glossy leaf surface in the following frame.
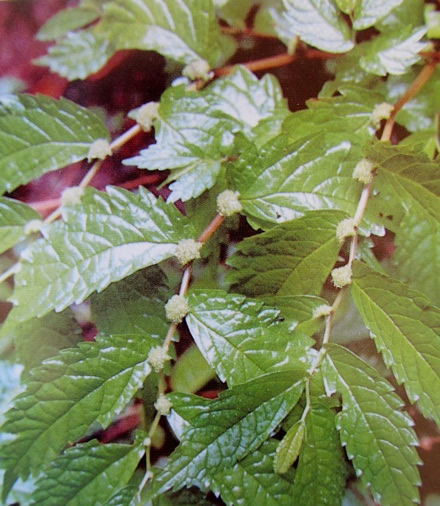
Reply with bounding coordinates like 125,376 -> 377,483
0,198 -> 40,254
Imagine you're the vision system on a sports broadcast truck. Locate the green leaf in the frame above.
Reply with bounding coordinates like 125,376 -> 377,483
125,66 -> 289,202
425,4 -> 440,38
14,309 -> 83,373
186,290 -> 313,386
149,372 -> 304,497
352,0 -> 404,29
323,344 -> 421,505
274,420 -> 305,474
227,210 -> 346,297
215,0 -> 253,28
359,26 -> 428,76
365,141 -> 440,304
211,440 -> 296,506
291,403 -> 346,505
106,485 -> 138,506
351,261 -> 440,426
0,94 -> 109,195
32,439 -> 145,506
91,266 -> 170,336
170,345 -> 215,394
375,0 -> 424,32
280,0 -> 354,53
7,186 -> 194,323
0,333 -> 158,496
0,197 -> 40,254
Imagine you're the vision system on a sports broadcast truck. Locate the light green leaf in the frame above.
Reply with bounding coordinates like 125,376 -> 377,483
14,309 -> 83,373
425,4 -> 440,38
211,440 -> 296,506
7,186 -> 194,323
365,141 -> 440,304
375,0 -> 424,32
32,439 -> 145,506
352,0 -> 404,29
359,26 -> 428,76
215,0 -> 253,28
0,333 -> 158,496
292,403 -> 346,505
227,210 -> 346,297
186,290 -> 313,386
351,261 -> 440,426
324,344 -> 421,505
0,94 -> 109,195
0,197 -> 40,254
90,266 -> 170,336
125,66 -> 289,202
170,345 -> 215,394
148,372 -> 304,497
274,420 -> 305,474
335,0 -> 356,14
280,0 -> 354,53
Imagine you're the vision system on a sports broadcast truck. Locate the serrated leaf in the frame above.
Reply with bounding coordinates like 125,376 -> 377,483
149,372 -> 304,497
14,309 -> 82,372
352,0 -> 404,29
351,261 -> 440,426
359,26 -> 428,76
32,439 -> 144,506
375,0 -> 424,32
227,210 -> 346,297
0,197 -> 40,254
211,439 -> 296,506
323,344 -> 421,505
0,94 -> 109,195
365,141 -> 440,304
280,0 -> 354,53
291,402 -> 346,505
6,186 -> 193,324
274,420 -> 305,474
186,290 -> 313,386
0,333 -> 158,496
105,485 -> 138,506
125,66 -> 289,202
91,266 -> 170,336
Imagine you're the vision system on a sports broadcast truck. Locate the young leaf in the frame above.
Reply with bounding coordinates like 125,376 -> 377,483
365,141 -> 440,304
0,333 -> 158,496
351,261 -> 440,427
0,94 -> 109,195
186,290 -> 313,386
359,26 -> 428,76
274,420 -> 305,474
125,66 -> 289,202
211,439 -> 296,506
291,402 -> 346,505
323,344 -> 421,505
90,266 -> 170,336
149,372 -> 305,497
0,197 -> 40,254
226,210 -> 346,297
31,439 -> 145,506
279,0 -> 354,53
7,186 -> 194,323
351,0 -> 405,29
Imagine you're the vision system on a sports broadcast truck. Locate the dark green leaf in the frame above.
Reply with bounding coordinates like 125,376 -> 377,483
0,333 -> 158,496
323,344 -> 421,505
0,197 -> 40,254
125,66 -> 289,202
186,290 -> 313,386
274,420 -> 305,474
149,372 -> 304,497
227,210 -> 346,297
0,94 -> 109,195
352,261 -> 440,426
7,186 -> 194,323
170,345 -> 215,394
32,439 -> 144,505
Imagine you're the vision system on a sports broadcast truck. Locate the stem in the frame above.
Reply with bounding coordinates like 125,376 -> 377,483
220,26 -> 279,39
197,214 -> 225,243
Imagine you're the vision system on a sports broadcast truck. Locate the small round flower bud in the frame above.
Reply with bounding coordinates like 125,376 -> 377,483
217,190 -> 243,217
331,265 -> 352,288
87,138 -> 112,162
182,60 -> 211,81
312,304 -> 333,319
353,159 -> 375,185
136,102 -> 160,131
165,295 -> 189,323
143,437 -> 151,447
175,239 -> 202,266
147,345 -> 171,373
371,102 -> 394,128
155,394 -> 173,416
24,219 -> 43,236
336,218 -> 357,244
61,186 -> 85,206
